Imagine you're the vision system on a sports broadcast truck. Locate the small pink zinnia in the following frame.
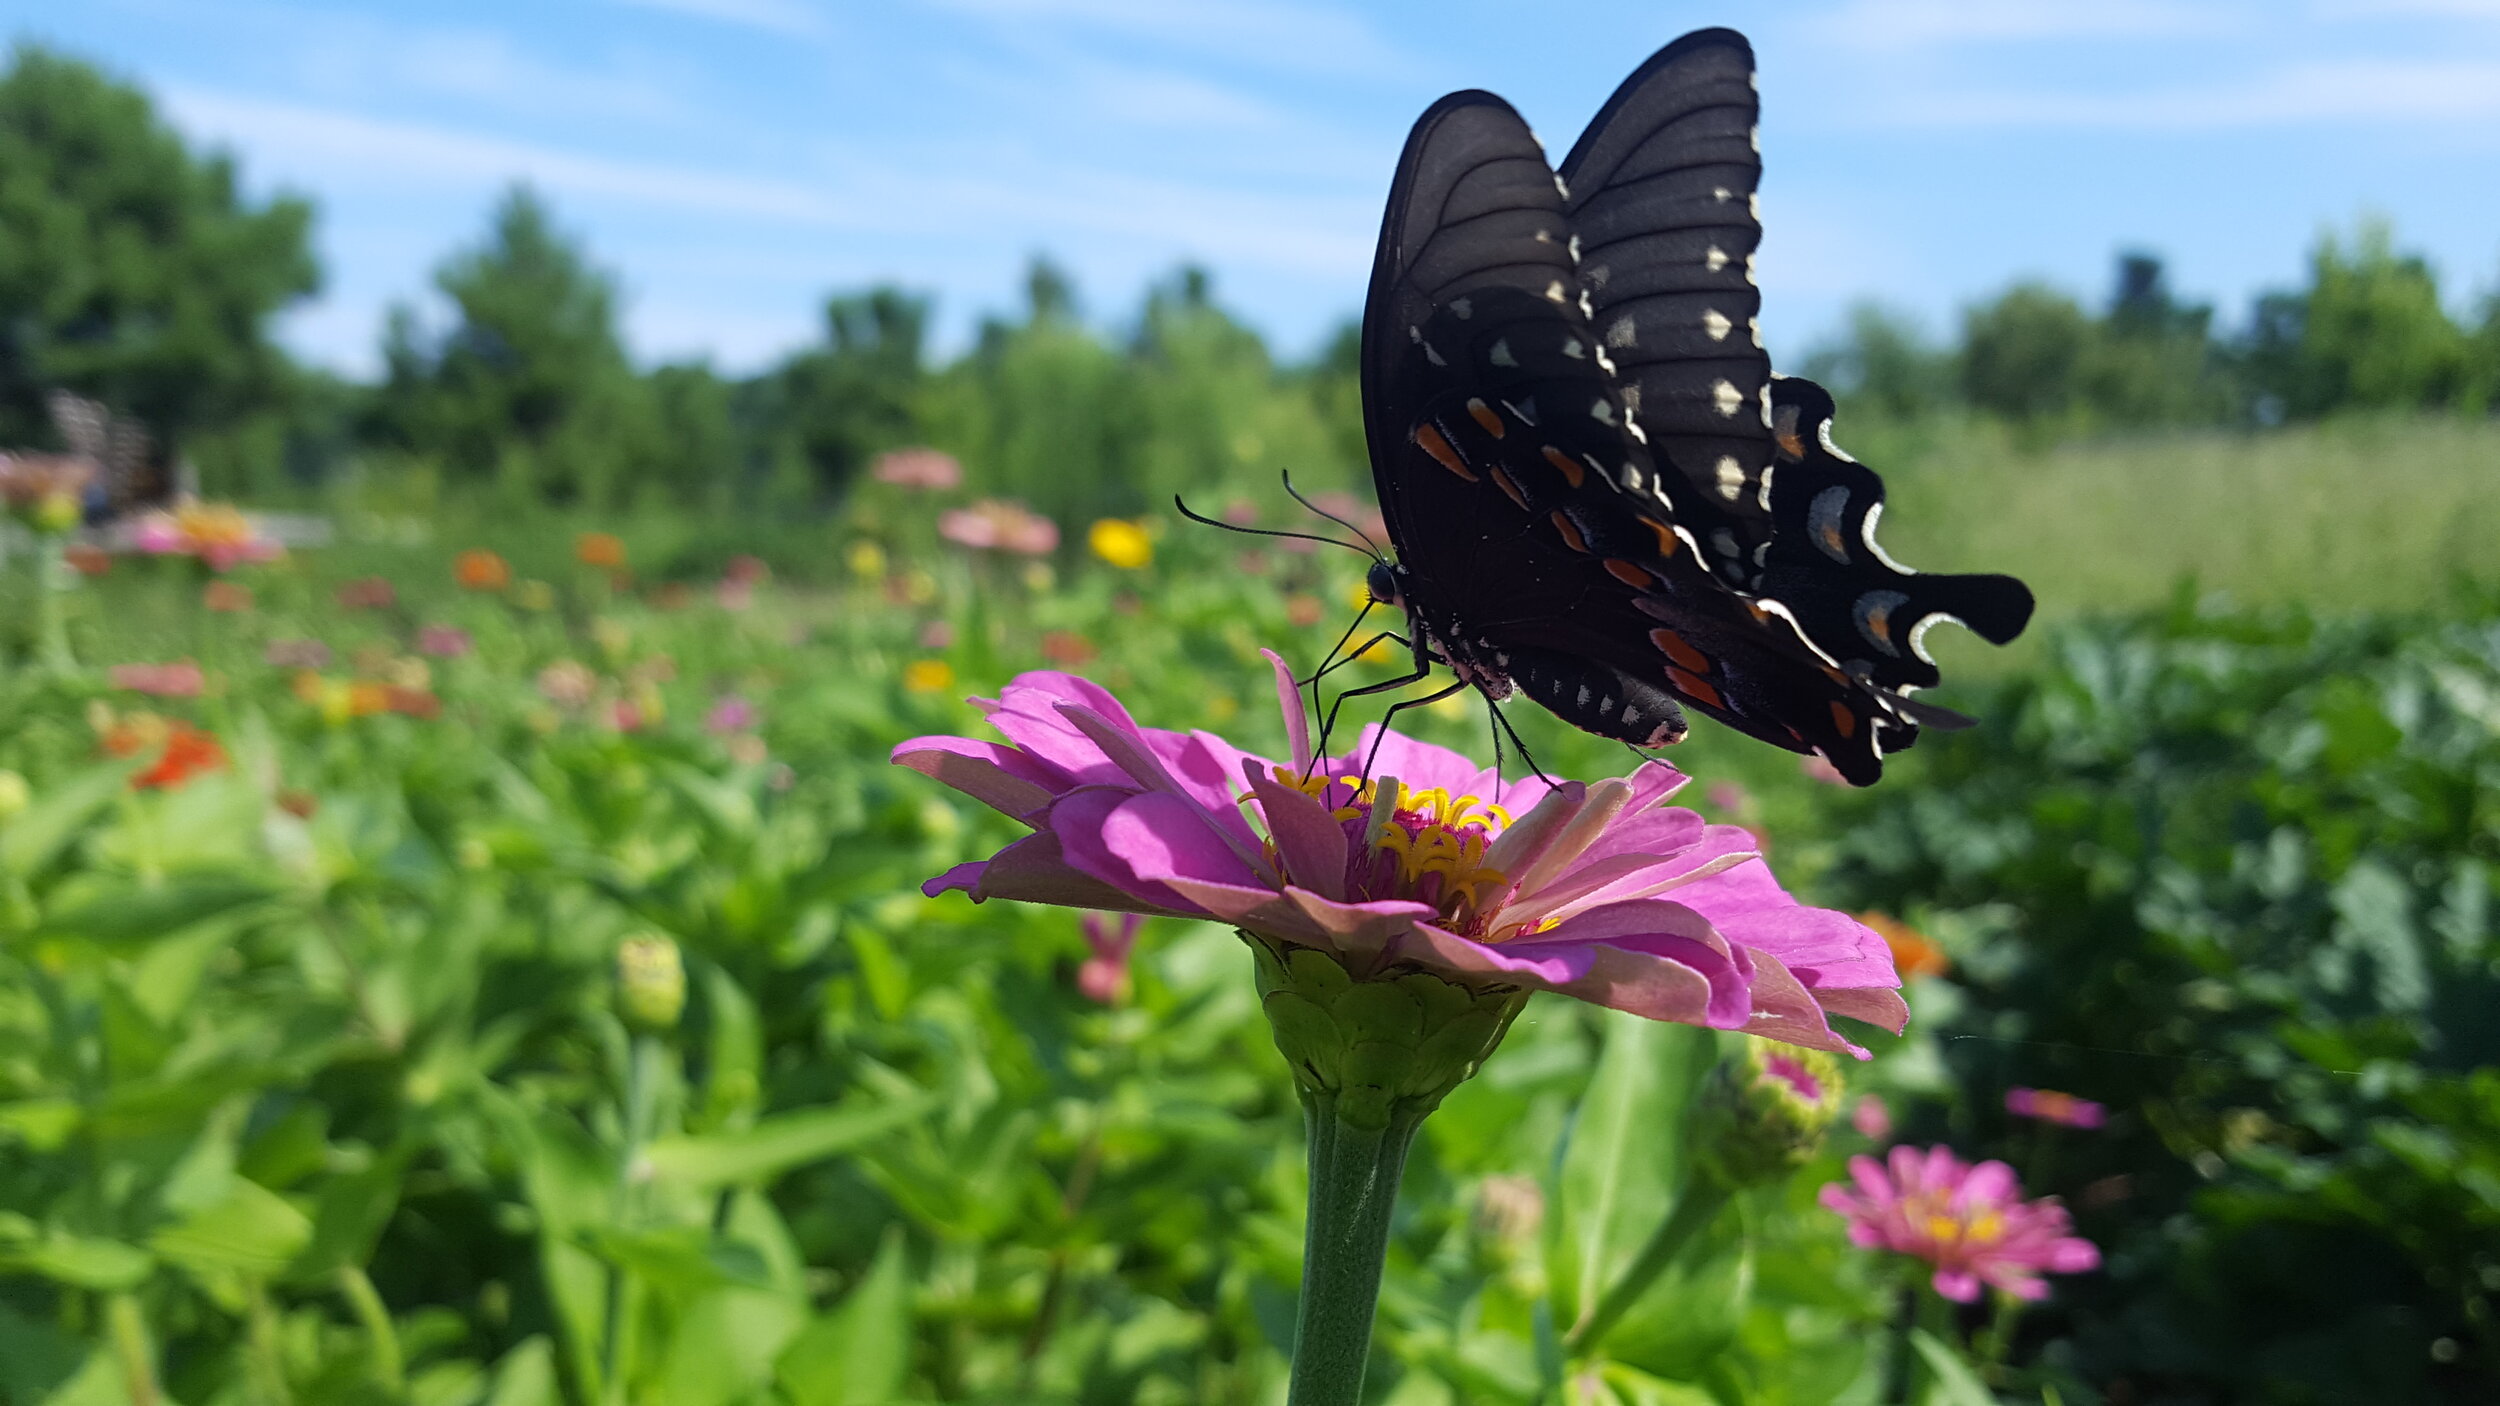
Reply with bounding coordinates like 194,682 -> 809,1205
2006,1087 -> 2108,1129
706,695 -> 758,735
894,652 -> 1906,1055
1851,1093 -> 1894,1142
109,661 -> 205,698
871,447 -> 963,491
1076,911 -> 1141,1005
1820,1145 -> 2100,1302
937,499 -> 1059,556
416,625 -> 474,659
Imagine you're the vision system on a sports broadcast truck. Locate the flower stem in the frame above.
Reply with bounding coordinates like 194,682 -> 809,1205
337,1264 -> 405,1397
35,536 -> 75,672
1287,1090 -> 1427,1406
103,1292 -> 161,1406
1564,1169 -> 1733,1358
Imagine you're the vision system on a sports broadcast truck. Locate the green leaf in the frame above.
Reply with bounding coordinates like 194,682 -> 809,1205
0,762 -> 132,878
285,1154 -> 406,1282
0,1233 -> 154,1291
1552,1014 -> 1715,1325
1909,1329 -> 1999,1406
777,1228 -> 913,1405
696,963 -> 764,1133
149,1176 -> 313,1281
39,873 -> 278,945
641,1093 -> 933,1191
482,1336 -> 561,1406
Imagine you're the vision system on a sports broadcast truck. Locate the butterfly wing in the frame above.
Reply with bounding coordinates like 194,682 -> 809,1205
1360,92 -> 1908,780
1558,27 -> 1773,590
1759,376 -> 2036,693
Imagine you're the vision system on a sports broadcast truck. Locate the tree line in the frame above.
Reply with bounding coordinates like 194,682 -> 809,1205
7,43 -> 2499,519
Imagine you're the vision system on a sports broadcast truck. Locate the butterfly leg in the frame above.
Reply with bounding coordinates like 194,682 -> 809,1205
1359,676 -> 1474,788
1314,648 -> 1438,775
1485,697 -> 1556,788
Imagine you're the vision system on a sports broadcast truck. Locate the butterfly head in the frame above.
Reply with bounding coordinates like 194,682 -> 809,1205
1365,558 -> 1410,611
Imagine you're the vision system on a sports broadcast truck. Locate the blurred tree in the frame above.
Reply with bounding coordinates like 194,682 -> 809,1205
645,360 -> 740,507
364,184 -> 657,505
2081,250 -> 2234,427
0,45 -> 317,461
2246,219 -> 2470,419
1799,302 -> 1952,422
941,256 -> 1136,525
1959,281 -> 2092,426
749,286 -> 930,505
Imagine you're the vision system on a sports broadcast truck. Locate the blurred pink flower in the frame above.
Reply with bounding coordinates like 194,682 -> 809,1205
264,639 -> 333,670
109,661 -> 205,698
717,579 -> 755,611
938,498 -> 1059,555
1705,780 -> 1749,815
918,620 -> 955,650
336,577 -> 397,611
1800,753 -> 1849,787
537,660 -> 597,707
1077,911 -> 1142,1004
894,652 -> 1906,1055
706,695 -> 758,735
610,700 -> 648,733
871,447 -> 964,491
416,625 -> 474,658
1852,1093 -> 1894,1142
723,554 -> 770,585
1820,1145 -> 2100,1302
2006,1087 -> 2108,1129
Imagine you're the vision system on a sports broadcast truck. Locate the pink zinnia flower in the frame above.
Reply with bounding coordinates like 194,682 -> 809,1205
1852,1093 -> 1894,1142
706,696 -> 758,735
937,499 -> 1059,555
893,652 -> 1906,1055
109,661 -> 205,698
264,639 -> 333,670
1820,1145 -> 2100,1302
416,625 -> 473,659
2006,1087 -> 2108,1129
1077,911 -> 1141,1004
871,447 -> 963,491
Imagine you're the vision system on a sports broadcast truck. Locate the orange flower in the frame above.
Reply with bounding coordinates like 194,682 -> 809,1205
576,532 -> 627,569
1040,630 -> 1096,665
383,685 -> 441,720
202,581 -> 253,613
133,724 -> 225,791
63,543 -> 111,577
454,549 -> 511,591
1861,912 -> 1949,980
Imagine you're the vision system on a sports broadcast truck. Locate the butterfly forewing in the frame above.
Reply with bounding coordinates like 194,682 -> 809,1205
1559,28 -> 1774,590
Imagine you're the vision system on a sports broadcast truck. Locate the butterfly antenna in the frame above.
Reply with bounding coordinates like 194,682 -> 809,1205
1172,494 -> 1377,560
1279,470 -> 1385,560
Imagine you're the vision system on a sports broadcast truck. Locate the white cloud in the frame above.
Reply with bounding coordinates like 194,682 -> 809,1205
1880,57 -> 2500,126
1813,0 -> 2243,49
608,0 -> 830,39
918,0 -> 1410,77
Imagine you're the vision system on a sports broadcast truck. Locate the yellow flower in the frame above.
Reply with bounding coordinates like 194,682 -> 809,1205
846,541 -> 887,580
0,769 -> 30,821
1088,518 -> 1154,570
903,659 -> 956,694
513,580 -> 556,612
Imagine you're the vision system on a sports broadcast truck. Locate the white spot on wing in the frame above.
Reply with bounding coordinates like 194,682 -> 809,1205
1710,380 -> 1742,417
1605,317 -> 1638,349
1489,338 -> 1517,368
1590,398 -> 1617,425
1714,456 -> 1745,500
1544,280 -> 1566,303
1859,501 -> 1912,571
1554,173 -> 1570,198
1424,341 -> 1446,367
1561,337 -> 1586,360
1703,309 -> 1732,341
1705,245 -> 1728,271
1450,297 -> 1472,320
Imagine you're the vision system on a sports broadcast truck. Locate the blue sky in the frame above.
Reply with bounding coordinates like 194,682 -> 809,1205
10,0 -> 2500,376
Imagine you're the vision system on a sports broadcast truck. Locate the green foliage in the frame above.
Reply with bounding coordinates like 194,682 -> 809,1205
0,44 -> 317,452
366,186 -> 677,507
2251,218 -> 2477,418
746,287 -> 930,507
1826,599 -> 2500,1403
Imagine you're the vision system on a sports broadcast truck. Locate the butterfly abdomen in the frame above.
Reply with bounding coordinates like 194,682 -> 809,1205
1497,643 -> 1689,749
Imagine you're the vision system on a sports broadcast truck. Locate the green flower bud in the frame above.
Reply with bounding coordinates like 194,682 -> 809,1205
615,934 -> 686,1033
1692,1038 -> 1844,1188
34,493 -> 80,535
0,770 -> 29,822
1244,930 -> 1527,1130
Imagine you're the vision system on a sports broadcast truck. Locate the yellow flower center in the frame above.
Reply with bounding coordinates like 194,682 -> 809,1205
1261,766 -> 1518,932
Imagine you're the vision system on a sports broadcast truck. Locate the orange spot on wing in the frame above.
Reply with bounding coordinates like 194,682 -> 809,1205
1648,628 -> 1711,675
1542,445 -> 1585,488
1829,699 -> 1859,739
1603,558 -> 1652,588
1414,423 -> 1476,481
1467,398 -> 1506,438
1777,431 -> 1805,459
1666,666 -> 1724,711
1645,518 -> 1680,557
1489,466 -> 1529,510
1550,510 -> 1589,554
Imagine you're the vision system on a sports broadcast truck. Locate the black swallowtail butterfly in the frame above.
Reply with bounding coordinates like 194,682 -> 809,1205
1356,27 -> 2033,786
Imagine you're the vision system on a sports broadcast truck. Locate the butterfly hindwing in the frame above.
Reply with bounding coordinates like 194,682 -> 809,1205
1759,376 -> 2037,693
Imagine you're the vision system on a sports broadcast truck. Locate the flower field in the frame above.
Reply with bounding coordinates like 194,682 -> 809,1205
1,458 -> 2495,1405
